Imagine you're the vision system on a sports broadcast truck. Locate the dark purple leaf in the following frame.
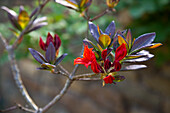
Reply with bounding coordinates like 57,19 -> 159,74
88,21 -> 100,42
105,21 -> 115,38
121,64 -> 147,71
45,42 -> 56,63
26,22 -> 47,33
131,32 -> 156,52
54,53 -> 68,66
112,34 -> 119,51
28,48 -> 47,64
1,6 -> 22,30
30,7 -> 38,18
33,17 -> 47,24
124,50 -> 154,62
19,6 -> 24,14
83,39 -> 94,48
114,75 -> 125,82
55,0 -> 77,10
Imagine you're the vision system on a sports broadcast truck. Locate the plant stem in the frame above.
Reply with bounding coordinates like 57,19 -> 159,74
89,8 -> 110,22
0,34 -> 38,110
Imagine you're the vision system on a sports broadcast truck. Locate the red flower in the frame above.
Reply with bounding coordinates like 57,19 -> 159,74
74,45 -> 96,68
115,43 -> 127,61
39,32 -> 61,51
103,75 -> 115,84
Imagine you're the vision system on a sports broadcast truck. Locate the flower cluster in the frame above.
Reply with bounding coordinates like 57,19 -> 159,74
29,33 -> 67,72
74,20 -> 162,85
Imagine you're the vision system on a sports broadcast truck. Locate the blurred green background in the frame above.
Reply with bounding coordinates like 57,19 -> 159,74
0,0 -> 170,113
0,0 -> 169,66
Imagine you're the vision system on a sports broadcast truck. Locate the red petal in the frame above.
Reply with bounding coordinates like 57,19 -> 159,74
54,34 -> 61,50
104,59 -> 111,71
74,57 -> 92,68
39,37 -> 46,51
101,49 -> 107,60
115,43 -> 127,61
83,45 -> 96,60
114,61 -> 121,71
74,45 -> 97,69
103,75 -> 115,84
91,60 -> 101,73
46,32 -> 54,47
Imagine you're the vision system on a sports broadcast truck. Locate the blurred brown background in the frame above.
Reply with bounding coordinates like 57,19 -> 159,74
0,0 -> 170,113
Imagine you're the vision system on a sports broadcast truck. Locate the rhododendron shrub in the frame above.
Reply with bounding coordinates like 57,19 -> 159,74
0,0 -> 162,112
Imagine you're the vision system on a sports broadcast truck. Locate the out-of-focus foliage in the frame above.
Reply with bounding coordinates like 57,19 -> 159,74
0,0 -> 169,66
116,0 -> 170,66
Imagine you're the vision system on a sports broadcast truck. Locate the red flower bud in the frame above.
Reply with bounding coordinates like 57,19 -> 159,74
54,34 -> 61,50
46,32 -> 54,47
103,75 -> 115,84
39,32 -> 61,53
39,37 -> 46,51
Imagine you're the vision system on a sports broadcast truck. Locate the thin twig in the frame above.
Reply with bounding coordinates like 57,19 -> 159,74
7,46 -> 38,110
75,78 -> 101,81
0,33 -> 8,48
73,73 -> 97,79
0,34 -> 38,110
89,8 -> 110,22
52,70 -> 70,79
0,104 -> 35,113
58,64 -> 70,75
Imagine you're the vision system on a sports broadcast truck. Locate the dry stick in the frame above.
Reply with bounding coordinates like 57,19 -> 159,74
75,78 -> 101,81
73,73 -> 97,79
52,70 -> 70,79
0,0 -> 51,111
0,104 -> 35,113
0,34 -> 38,110
58,64 -> 70,75
89,8 -> 110,22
